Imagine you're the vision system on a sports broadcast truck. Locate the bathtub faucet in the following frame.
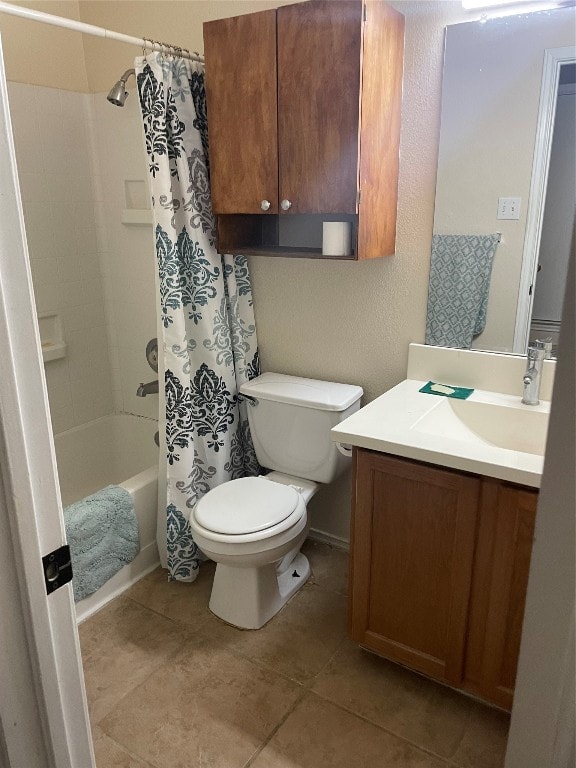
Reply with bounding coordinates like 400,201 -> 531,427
136,379 -> 159,397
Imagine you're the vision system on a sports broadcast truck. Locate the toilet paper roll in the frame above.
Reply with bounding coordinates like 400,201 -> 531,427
322,221 -> 352,257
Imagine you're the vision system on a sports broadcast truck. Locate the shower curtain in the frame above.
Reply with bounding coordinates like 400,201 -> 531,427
136,53 -> 260,582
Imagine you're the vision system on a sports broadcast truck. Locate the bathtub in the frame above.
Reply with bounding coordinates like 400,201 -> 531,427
54,413 -> 160,622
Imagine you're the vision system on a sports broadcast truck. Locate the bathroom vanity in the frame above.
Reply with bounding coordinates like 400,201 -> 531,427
332,344 -> 555,711
350,450 -> 536,711
203,0 -> 404,260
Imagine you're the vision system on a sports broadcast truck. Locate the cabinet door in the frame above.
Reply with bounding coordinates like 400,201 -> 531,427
357,0 -> 404,258
277,1 -> 362,214
351,450 -> 480,685
204,10 -> 278,214
464,481 -> 537,710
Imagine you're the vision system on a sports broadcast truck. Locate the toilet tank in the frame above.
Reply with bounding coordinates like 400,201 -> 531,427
240,373 -> 363,484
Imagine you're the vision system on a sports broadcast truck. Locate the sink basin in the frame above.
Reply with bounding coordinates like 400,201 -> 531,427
412,397 -> 549,456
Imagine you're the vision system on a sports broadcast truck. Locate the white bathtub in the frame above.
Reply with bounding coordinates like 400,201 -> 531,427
54,413 -> 160,622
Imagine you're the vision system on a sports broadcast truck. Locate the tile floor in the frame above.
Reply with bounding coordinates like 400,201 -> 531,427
80,540 -> 510,768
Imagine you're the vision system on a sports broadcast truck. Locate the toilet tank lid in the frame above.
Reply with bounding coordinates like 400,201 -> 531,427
240,373 -> 363,411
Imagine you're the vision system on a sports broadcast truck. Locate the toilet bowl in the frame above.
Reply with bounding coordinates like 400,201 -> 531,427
191,372 -> 363,630
190,473 -> 317,629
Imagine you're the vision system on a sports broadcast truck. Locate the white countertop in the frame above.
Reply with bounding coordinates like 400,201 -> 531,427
331,379 -> 549,488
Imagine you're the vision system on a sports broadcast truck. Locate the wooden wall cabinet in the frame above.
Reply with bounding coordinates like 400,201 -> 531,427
350,449 -> 538,710
203,0 -> 404,260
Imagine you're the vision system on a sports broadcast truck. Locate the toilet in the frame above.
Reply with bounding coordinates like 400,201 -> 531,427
190,372 -> 363,629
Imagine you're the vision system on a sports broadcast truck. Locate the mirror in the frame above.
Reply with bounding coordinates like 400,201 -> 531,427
429,7 -> 575,355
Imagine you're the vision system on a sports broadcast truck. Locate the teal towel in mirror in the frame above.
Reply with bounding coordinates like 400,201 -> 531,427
425,233 -> 500,348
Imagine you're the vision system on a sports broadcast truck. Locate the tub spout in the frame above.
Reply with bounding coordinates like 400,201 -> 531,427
136,379 -> 159,397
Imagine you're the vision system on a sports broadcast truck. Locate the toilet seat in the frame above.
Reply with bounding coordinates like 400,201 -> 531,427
193,476 -> 306,544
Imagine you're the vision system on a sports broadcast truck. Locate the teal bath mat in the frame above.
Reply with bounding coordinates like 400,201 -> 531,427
64,485 -> 139,602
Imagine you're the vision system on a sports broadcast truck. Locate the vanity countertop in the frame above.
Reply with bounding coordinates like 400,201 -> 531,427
331,379 -> 550,488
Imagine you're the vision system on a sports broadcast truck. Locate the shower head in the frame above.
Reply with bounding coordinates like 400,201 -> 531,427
107,68 -> 135,107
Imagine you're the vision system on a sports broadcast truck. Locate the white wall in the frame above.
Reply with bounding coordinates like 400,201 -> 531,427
7,82 -> 114,434
90,89 -> 159,421
7,79 -> 159,434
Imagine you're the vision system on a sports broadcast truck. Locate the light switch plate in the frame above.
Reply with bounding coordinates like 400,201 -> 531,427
497,197 -> 522,220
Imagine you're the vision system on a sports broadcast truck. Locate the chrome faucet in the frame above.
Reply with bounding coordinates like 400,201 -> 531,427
136,379 -> 159,397
522,341 -> 546,406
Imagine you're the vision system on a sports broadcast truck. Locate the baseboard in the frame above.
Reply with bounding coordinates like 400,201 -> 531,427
308,527 -> 350,551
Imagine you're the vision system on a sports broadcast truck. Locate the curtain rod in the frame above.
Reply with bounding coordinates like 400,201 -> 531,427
0,1 -> 204,63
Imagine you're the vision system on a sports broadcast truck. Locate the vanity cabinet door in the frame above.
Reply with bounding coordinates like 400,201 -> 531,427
464,480 -> 538,710
350,449 -> 481,685
203,10 -> 279,214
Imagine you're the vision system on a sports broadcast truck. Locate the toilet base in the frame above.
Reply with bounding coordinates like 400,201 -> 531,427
209,552 -> 310,630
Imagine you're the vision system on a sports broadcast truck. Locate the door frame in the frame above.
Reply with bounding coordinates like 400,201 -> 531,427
513,45 -> 576,354
0,34 -> 94,768
506,235 -> 575,767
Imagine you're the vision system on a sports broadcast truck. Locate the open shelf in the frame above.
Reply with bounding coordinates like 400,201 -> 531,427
222,245 -> 358,260
216,213 -> 358,260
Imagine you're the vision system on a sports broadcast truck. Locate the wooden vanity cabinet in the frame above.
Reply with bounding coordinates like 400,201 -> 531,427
350,448 -> 538,710
203,0 -> 404,260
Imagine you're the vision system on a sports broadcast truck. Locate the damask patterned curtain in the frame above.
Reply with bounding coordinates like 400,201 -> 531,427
135,54 -> 260,582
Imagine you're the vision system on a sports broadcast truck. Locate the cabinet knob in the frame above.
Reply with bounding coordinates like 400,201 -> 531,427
280,199 -> 292,211
260,199 -> 271,211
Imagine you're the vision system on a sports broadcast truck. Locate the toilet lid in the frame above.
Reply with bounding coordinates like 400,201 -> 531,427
195,477 -> 301,535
